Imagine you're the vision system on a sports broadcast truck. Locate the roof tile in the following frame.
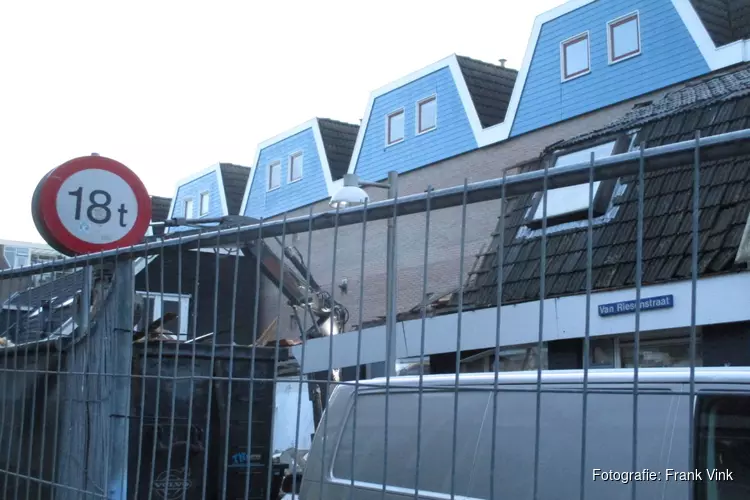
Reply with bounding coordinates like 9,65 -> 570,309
456,62 -> 750,310
455,56 -> 518,128
317,118 -> 359,181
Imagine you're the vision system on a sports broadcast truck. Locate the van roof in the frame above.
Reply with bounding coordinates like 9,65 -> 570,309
357,367 -> 750,388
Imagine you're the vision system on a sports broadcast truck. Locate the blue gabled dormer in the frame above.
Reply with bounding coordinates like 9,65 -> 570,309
348,54 -> 518,182
167,163 -> 251,233
508,0 -> 750,137
240,118 -> 359,219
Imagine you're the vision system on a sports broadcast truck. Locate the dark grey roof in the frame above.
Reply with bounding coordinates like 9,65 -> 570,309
568,63 -> 750,146
456,55 -> 518,128
151,196 -> 171,222
459,63 -> 750,310
1,270 -> 84,342
0,303 -> 74,343
150,196 -> 172,237
3,270 -> 85,309
691,0 -> 750,47
317,118 -> 359,181
219,163 -> 252,215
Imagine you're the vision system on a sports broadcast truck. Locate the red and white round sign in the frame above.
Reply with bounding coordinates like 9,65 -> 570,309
32,155 -> 151,256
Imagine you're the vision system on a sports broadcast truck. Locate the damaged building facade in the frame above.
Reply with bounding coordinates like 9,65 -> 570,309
281,0 -> 750,377
53,0 -> 750,379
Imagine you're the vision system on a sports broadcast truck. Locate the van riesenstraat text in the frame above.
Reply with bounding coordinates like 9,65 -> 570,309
592,469 -> 734,484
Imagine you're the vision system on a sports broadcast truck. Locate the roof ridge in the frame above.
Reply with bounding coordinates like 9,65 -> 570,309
566,62 -> 750,146
317,117 -> 360,129
456,54 -> 518,73
219,162 -> 251,170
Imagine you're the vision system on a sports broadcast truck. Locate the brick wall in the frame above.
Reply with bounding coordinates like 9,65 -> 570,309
257,83 -> 680,340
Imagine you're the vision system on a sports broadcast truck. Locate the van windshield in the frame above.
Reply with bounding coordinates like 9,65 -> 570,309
696,395 -> 750,500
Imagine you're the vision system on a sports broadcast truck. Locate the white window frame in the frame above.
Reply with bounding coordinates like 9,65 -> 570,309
560,31 -> 591,82
415,95 -> 437,135
385,108 -> 405,146
199,191 -> 210,217
607,11 -> 641,65
267,161 -> 281,191
532,140 -> 617,222
288,152 -> 303,183
136,291 -> 191,341
183,198 -> 194,219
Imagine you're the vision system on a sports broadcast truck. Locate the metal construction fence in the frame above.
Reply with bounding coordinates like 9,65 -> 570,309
1,129 -> 750,499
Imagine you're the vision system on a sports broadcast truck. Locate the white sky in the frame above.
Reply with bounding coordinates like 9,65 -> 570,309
0,0 -> 564,244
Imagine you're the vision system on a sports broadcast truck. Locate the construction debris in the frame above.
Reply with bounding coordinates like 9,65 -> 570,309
132,312 -> 179,343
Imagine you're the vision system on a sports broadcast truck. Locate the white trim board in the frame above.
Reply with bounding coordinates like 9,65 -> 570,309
166,163 -> 229,234
291,272 -> 750,373
133,255 -> 158,276
238,118 -> 338,217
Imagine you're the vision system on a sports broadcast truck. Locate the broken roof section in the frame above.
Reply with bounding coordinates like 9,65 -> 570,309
459,61 -> 750,310
570,63 -> 750,145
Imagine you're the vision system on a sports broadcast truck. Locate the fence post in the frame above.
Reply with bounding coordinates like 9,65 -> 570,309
107,259 -> 134,500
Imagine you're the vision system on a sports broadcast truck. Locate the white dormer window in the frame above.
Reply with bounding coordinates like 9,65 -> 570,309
199,192 -> 210,216
268,162 -> 281,191
289,152 -> 303,182
386,109 -> 405,145
561,32 -> 590,82
417,96 -> 437,134
532,141 -> 617,222
608,12 -> 641,64
183,198 -> 194,218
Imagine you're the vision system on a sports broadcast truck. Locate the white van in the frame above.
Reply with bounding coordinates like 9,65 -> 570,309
300,368 -> 750,500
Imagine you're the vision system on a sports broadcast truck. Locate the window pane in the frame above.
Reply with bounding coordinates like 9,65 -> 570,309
396,356 -> 430,376
199,193 -> 209,215
554,141 -> 616,168
612,17 -> 639,60
332,391 -> 488,495
493,346 -> 548,371
268,163 -> 281,189
620,340 -> 702,368
183,199 -> 193,217
388,111 -> 404,144
418,98 -> 436,133
589,338 -> 616,368
696,396 -> 750,499
564,36 -> 589,78
158,299 -> 181,335
533,141 -> 616,220
290,154 -> 303,181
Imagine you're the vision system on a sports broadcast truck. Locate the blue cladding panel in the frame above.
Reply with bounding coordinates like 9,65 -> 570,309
354,67 -> 477,181
169,171 -> 223,233
511,0 -> 710,136
243,128 -> 327,218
